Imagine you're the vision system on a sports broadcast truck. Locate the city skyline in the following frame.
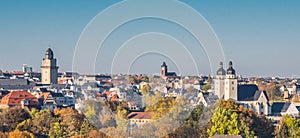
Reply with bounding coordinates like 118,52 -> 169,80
0,0 -> 300,77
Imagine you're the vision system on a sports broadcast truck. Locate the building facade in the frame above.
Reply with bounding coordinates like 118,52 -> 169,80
214,62 -> 226,99
214,61 -> 238,100
224,61 -> 238,100
214,61 -> 271,115
41,48 -> 59,84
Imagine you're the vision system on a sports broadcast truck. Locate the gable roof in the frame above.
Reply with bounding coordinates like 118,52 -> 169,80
128,112 -> 151,119
237,84 -> 259,101
253,91 -> 269,101
81,82 -> 98,89
271,102 -> 291,114
0,91 -> 39,107
296,106 -> 300,112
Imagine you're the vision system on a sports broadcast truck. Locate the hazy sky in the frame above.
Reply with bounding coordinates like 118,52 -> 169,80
0,0 -> 300,77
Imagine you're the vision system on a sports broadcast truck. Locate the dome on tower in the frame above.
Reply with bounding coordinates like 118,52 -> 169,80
226,61 -> 236,75
46,48 -> 53,54
161,61 -> 167,67
45,48 -> 54,59
217,62 -> 226,75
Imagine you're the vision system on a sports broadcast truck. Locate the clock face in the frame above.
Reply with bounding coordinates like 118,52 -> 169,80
161,67 -> 165,70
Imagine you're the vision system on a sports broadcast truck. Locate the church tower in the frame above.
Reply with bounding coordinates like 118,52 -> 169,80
214,62 -> 226,99
224,61 -> 238,100
41,48 -> 59,84
161,62 -> 168,77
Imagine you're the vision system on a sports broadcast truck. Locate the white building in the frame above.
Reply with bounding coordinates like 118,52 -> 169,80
128,112 -> 151,129
214,61 -> 271,115
214,62 -> 226,99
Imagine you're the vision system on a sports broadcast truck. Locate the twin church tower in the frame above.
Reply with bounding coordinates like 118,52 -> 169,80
214,61 -> 238,100
41,48 -> 59,84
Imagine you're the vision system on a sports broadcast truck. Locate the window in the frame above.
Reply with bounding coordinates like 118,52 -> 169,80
232,82 -> 234,85
232,87 -> 234,90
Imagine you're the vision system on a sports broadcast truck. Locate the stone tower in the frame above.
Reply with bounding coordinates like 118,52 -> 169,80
224,61 -> 238,100
41,48 -> 59,84
214,62 -> 226,99
161,62 -> 168,77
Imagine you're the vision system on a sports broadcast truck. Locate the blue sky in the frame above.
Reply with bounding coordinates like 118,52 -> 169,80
0,0 -> 299,77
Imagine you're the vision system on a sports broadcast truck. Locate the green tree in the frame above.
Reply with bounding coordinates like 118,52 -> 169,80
217,100 -> 274,138
208,100 -> 257,138
208,108 -> 241,136
276,115 -> 300,137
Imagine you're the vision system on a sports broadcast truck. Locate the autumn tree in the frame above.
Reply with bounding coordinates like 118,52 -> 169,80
167,104 -> 207,138
8,130 -> 34,138
87,130 -> 108,138
25,109 -> 55,137
145,97 -> 176,120
140,84 -> 151,95
266,84 -> 281,101
0,107 -> 31,132
202,83 -> 211,92
50,108 -> 95,137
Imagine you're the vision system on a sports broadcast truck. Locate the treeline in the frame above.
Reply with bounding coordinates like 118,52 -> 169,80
0,99 -> 300,137
0,107 -> 106,138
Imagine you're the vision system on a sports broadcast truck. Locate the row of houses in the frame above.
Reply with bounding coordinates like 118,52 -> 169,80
0,89 -> 75,110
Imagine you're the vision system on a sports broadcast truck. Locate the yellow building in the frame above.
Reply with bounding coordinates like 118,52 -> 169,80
41,48 -> 59,84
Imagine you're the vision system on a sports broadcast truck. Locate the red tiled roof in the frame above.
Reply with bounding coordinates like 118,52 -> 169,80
8,71 -> 24,75
128,101 -> 137,106
128,112 -> 151,119
104,91 -> 112,96
0,91 -> 39,107
110,94 -> 119,101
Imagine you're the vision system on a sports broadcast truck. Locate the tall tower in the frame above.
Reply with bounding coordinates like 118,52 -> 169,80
214,62 -> 226,99
41,48 -> 59,84
161,62 -> 168,77
224,61 -> 238,100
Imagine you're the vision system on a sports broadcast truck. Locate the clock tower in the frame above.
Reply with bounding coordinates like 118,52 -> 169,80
41,48 -> 59,84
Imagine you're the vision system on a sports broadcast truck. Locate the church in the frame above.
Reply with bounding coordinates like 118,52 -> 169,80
161,62 -> 178,79
214,61 -> 271,115
160,62 -> 182,91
